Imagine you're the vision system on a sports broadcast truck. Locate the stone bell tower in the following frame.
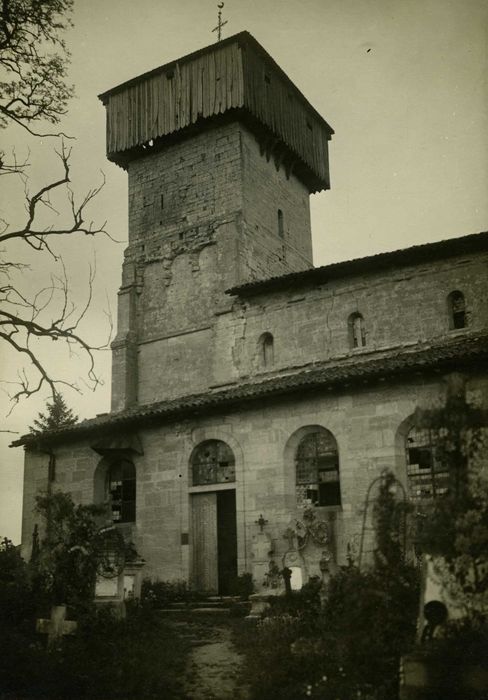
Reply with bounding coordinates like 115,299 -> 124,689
99,32 -> 333,411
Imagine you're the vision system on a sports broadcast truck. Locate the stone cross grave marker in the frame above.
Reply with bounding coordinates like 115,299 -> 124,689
36,605 -> 77,646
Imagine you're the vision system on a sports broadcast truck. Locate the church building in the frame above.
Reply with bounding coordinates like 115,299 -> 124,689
17,32 -> 488,595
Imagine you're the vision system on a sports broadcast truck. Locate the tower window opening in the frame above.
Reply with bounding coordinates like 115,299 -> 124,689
277,209 -> 284,239
258,332 -> 274,367
348,312 -> 366,349
160,194 -> 164,209
447,291 -> 466,329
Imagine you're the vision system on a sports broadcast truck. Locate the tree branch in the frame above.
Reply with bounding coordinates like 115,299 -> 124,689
0,144 -> 116,248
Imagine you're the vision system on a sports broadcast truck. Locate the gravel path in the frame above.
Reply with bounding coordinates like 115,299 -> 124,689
170,619 -> 250,700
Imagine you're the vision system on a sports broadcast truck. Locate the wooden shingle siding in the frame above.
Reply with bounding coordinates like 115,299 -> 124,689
104,42 -> 244,154
100,32 -> 332,191
241,42 -> 330,187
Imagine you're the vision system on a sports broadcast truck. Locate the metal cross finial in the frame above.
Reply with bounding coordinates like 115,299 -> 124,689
256,514 -> 268,532
212,2 -> 228,42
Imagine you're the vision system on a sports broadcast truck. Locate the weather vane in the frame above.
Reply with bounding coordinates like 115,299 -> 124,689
212,2 -> 228,42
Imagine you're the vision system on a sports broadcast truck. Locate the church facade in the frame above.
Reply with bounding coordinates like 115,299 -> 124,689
18,33 -> 488,594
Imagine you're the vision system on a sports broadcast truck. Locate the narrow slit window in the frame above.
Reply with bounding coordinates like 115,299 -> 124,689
348,312 -> 366,349
447,291 -> 466,330
277,209 -> 284,239
258,332 -> 274,367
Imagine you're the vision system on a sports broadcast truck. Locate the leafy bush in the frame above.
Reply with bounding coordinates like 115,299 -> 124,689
141,578 -> 202,608
236,471 -> 420,699
0,601 -> 189,699
266,577 -> 322,623
35,491 -> 106,613
412,397 -> 488,611
0,537 -> 36,629
431,614 -> 488,669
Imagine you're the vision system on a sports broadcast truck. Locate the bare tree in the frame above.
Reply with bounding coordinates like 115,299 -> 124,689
0,0 -> 112,406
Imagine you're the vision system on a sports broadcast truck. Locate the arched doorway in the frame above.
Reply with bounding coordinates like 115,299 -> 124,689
190,440 -> 237,594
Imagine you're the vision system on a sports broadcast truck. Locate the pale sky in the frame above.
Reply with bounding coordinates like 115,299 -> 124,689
1,0 -> 487,542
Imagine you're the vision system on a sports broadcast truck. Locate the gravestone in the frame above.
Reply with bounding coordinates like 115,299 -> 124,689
94,557 -> 145,608
36,605 -> 77,647
250,515 -> 273,592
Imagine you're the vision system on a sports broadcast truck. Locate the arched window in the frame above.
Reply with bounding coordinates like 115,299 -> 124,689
447,291 -> 466,330
191,440 -> 235,486
258,332 -> 274,367
108,459 -> 136,523
277,209 -> 284,238
295,429 -> 341,507
348,312 -> 366,349
406,427 -> 449,503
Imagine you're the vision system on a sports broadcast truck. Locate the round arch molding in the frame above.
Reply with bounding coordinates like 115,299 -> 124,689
187,429 -> 245,487
190,440 -> 236,487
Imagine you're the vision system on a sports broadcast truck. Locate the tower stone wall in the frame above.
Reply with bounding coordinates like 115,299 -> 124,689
112,121 -> 314,410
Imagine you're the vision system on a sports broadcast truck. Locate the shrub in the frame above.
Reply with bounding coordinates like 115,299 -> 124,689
266,577 -> 322,624
35,491 -> 106,613
0,601 -> 189,699
0,537 -> 36,630
141,577 -> 201,608
237,471 -> 420,699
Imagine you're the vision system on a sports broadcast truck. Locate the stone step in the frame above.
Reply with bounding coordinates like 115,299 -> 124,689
158,600 -> 251,615
166,601 -> 226,608
167,600 -> 242,609
158,607 -> 231,615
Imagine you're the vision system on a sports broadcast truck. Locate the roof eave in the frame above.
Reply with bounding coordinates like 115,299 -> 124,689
11,334 -> 488,450
226,230 -> 488,298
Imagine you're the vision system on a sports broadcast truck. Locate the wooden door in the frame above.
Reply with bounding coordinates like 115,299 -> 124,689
217,490 -> 237,595
191,492 -> 218,593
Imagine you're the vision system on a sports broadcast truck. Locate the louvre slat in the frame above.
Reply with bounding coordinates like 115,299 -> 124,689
196,56 -> 203,120
215,48 -> 223,113
208,51 -> 216,115
203,53 -> 210,117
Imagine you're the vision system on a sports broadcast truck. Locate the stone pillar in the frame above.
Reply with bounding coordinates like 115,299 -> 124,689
111,257 -> 140,412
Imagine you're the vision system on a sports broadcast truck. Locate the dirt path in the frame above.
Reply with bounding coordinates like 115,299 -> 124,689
170,618 -> 250,700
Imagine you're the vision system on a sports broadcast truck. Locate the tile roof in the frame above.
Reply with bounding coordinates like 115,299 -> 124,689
11,332 -> 488,449
226,230 -> 488,297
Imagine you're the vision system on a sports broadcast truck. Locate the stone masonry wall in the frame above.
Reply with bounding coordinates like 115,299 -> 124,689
213,252 -> 488,386
117,121 -> 315,406
21,373 -> 488,584
239,125 -> 313,281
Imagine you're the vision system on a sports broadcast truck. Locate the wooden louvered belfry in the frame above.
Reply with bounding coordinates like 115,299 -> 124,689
98,32 -> 333,193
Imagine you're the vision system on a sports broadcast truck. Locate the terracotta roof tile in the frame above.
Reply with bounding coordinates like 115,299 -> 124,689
11,332 -> 488,448
226,230 -> 488,297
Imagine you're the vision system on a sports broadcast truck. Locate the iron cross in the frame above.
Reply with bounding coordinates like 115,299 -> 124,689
212,2 -> 228,42
256,514 -> 268,532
